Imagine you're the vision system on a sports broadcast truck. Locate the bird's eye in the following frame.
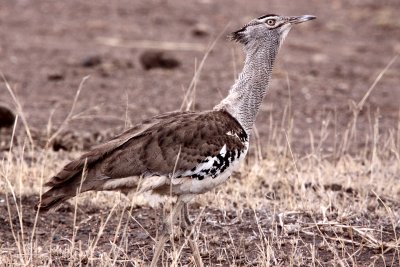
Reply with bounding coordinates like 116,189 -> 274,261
266,19 -> 276,26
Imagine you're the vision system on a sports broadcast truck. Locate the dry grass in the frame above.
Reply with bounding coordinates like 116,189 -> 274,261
1,50 -> 399,267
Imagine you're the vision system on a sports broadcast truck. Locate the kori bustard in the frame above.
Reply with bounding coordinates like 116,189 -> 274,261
37,14 -> 316,265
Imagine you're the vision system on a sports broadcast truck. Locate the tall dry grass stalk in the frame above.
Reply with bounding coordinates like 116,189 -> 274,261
1,45 -> 399,266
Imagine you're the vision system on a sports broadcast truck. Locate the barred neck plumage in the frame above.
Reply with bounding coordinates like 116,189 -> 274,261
214,35 -> 280,134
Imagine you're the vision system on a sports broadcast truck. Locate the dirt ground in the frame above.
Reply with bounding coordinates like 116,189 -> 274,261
1,187 -> 399,266
0,0 -> 399,152
1,0 -> 400,266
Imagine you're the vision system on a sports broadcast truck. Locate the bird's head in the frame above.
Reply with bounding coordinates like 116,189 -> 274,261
230,14 -> 316,47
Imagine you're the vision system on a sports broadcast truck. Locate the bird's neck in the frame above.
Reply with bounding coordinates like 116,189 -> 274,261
214,39 -> 279,134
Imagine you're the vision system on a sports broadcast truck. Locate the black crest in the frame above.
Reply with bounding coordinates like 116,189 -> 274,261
257,14 -> 278,20
229,26 -> 248,45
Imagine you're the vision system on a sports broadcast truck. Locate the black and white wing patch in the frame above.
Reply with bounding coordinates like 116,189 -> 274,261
179,142 -> 248,181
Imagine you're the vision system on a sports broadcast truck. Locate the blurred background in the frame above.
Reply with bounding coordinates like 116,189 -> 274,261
0,0 -> 399,155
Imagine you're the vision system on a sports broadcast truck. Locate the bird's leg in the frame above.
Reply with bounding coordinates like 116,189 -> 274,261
180,203 -> 204,267
150,199 -> 184,267
183,203 -> 192,227
179,203 -> 192,231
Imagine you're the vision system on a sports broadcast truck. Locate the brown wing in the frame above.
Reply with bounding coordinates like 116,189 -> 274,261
99,110 -> 248,179
45,110 -> 189,187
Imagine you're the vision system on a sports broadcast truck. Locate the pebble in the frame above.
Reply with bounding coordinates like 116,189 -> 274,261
81,55 -> 102,68
139,51 -> 180,70
0,104 -> 15,128
47,71 -> 65,81
192,23 -> 210,37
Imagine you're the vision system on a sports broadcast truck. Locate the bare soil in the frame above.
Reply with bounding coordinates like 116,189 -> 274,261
1,193 -> 399,266
1,0 -> 400,266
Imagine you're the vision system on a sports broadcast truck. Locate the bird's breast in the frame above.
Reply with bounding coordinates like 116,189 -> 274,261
176,142 -> 249,194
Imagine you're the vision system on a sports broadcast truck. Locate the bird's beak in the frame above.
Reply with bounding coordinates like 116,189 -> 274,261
288,15 -> 316,24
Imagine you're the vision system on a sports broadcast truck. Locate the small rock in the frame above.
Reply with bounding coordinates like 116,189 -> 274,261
81,55 -> 102,68
192,23 -> 210,37
324,183 -> 342,191
0,104 -> 15,128
47,71 -> 65,81
139,51 -> 180,70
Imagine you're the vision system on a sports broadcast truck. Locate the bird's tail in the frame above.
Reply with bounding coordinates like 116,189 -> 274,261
36,186 -> 79,212
36,192 -> 69,212
36,170 -> 91,212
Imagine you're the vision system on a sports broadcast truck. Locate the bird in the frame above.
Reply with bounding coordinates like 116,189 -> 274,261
36,14 -> 316,266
